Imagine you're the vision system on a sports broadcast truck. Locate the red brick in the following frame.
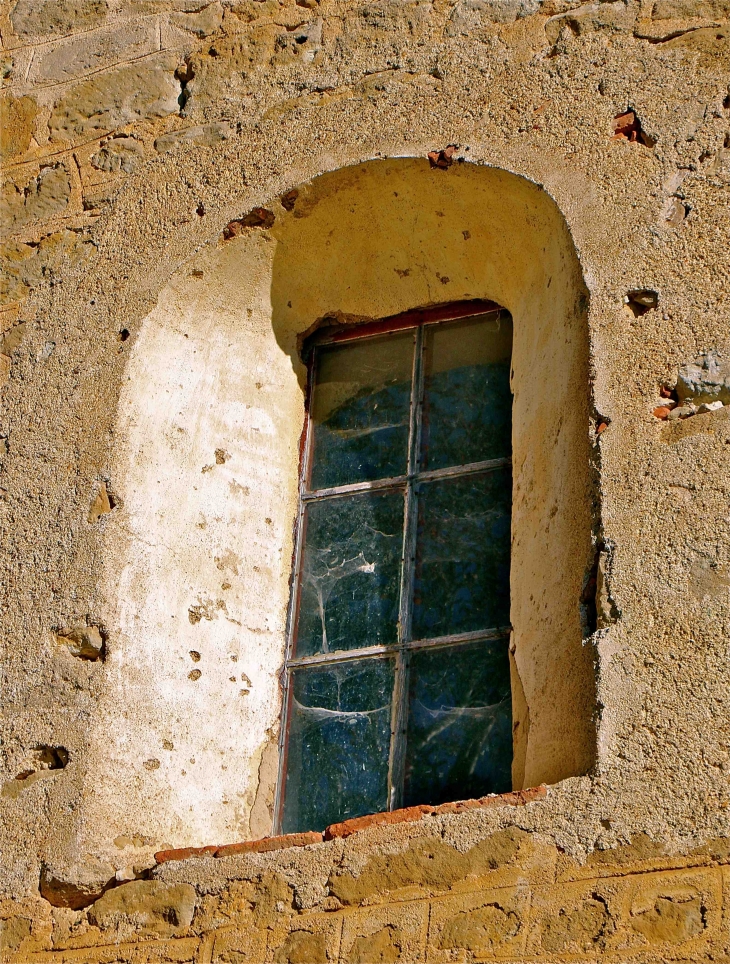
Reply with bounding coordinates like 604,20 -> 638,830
324,805 -> 435,840
154,845 -> 218,865
214,830 -> 322,858
324,787 -> 548,840
653,406 -> 671,420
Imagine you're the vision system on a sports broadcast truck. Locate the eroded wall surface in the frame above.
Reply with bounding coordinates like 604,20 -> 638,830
2,0 -> 730,960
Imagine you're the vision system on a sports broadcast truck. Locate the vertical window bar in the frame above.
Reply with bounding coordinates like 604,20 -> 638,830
273,346 -> 319,834
387,325 -> 425,811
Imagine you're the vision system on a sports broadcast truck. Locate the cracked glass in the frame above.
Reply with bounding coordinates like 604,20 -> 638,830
279,306 -> 514,833
282,657 -> 394,834
309,331 -> 413,491
295,491 -> 404,658
403,639 -> 512,807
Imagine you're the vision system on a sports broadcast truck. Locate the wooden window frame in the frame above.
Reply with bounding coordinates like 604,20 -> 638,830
274,299 -> 512,832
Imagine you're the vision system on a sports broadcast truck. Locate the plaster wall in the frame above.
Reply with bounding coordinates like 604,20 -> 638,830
2,0 -> 730,961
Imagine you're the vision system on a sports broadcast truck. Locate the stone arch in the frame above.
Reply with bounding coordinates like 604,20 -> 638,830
85,157 -> 595,855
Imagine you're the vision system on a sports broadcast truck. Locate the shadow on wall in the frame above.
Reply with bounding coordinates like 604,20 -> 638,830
268,158 -> 596,789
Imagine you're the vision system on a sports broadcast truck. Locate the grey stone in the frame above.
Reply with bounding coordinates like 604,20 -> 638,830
88,880 -> 196,936
545,1 -> 637,44
49,55 -> 180,142
91,137 -> 146,174
667,403 -> 696,420
28,20 -> 159,84
40,859 -> 115,909
447,0 -> 541,35
0,166 -> 71,232
10,0 -> 109,39
170,1 -> 224,38
154,123 -> 230,153
697,400 -> 724,413
652,0 -> 730,18
676,351 -> 730,405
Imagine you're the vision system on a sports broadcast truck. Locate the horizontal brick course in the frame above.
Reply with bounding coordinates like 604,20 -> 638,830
154,787 -> 548,864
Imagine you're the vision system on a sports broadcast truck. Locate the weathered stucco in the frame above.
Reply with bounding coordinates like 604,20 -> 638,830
2,0 -> 730,960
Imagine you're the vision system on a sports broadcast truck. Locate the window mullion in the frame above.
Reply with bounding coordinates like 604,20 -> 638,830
388,325 -> 425,812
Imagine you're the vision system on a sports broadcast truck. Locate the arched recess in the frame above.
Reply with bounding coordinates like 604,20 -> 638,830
92,157 -> 595,855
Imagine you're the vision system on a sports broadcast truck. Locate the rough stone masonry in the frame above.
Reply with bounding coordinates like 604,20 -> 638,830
2,0 -> 730,961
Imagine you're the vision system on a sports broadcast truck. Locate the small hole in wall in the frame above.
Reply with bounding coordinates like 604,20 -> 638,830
119,329 -> 130,342
625,289 -> 658,317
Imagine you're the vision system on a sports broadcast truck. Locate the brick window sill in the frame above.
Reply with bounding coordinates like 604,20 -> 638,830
154,785 -> 548,866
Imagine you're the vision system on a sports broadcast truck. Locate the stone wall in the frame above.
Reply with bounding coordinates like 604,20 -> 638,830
2,0 -> 730,961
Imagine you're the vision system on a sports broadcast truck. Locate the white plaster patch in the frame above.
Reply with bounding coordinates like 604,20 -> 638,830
90,248 -> 303,850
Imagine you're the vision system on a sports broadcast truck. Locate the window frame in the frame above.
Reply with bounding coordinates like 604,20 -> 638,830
274,299 -> 513,833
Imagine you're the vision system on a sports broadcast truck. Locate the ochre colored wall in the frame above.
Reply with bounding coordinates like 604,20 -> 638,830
2,0 -> 730,961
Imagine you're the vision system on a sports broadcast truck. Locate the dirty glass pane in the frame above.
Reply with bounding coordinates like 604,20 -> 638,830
420,313 -> 512,471
309,331 -> 414,491
295,490 -> 404,658
412,468 -> 511,640
282,657 -> 394,833
403,640 -> 512,807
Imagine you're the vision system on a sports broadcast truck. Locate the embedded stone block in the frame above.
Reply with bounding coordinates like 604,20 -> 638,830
9,0 -> 109,39
427,887 -> 529,962
267,912 -> 343,963
49,55 -> 180,142
88,880 -> 197,939
209,924 -> 268,963
0,166 -> 71,232
329,828 -> 531,906
0,95 -> 38,163
28,20 -> 159,84
341,900 -> 429,963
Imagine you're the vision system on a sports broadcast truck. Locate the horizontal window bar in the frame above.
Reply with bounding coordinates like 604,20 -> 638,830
285,627 -> 511,669
302,457 -> 512,502
309,302 -> 502,349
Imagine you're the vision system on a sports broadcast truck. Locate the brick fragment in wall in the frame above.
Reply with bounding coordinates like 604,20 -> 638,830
9,0 -> 110,39
28,20 -> 160,85
0,166 -> 71,232
154,123 -> 230,153
88,881 -> 197,937
48,55 -> 180,143
0,96 -> 39,163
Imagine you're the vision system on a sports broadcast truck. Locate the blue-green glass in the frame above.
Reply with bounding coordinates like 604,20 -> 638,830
282,658 -> 394,834
412,468 -> 511,640
421,313 -> 512,471
295,490 -> 404,658
403,640 -> 512,807
309,332 -> 413,491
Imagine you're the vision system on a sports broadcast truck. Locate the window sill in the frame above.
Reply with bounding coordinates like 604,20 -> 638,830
154,785 -> 548,866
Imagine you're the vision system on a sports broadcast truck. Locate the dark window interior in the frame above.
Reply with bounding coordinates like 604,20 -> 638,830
277,303 -> 514,834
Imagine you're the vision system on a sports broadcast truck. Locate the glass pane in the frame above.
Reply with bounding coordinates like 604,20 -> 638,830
403,640 -> 512,808
309,331 -> 413,490
282,658 -> 394,833
420,312 -> 512,471
295,490 -> 404,658
412,468 -> 511,640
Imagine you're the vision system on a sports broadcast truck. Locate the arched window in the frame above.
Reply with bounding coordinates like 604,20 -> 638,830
276,302 -> 514,834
